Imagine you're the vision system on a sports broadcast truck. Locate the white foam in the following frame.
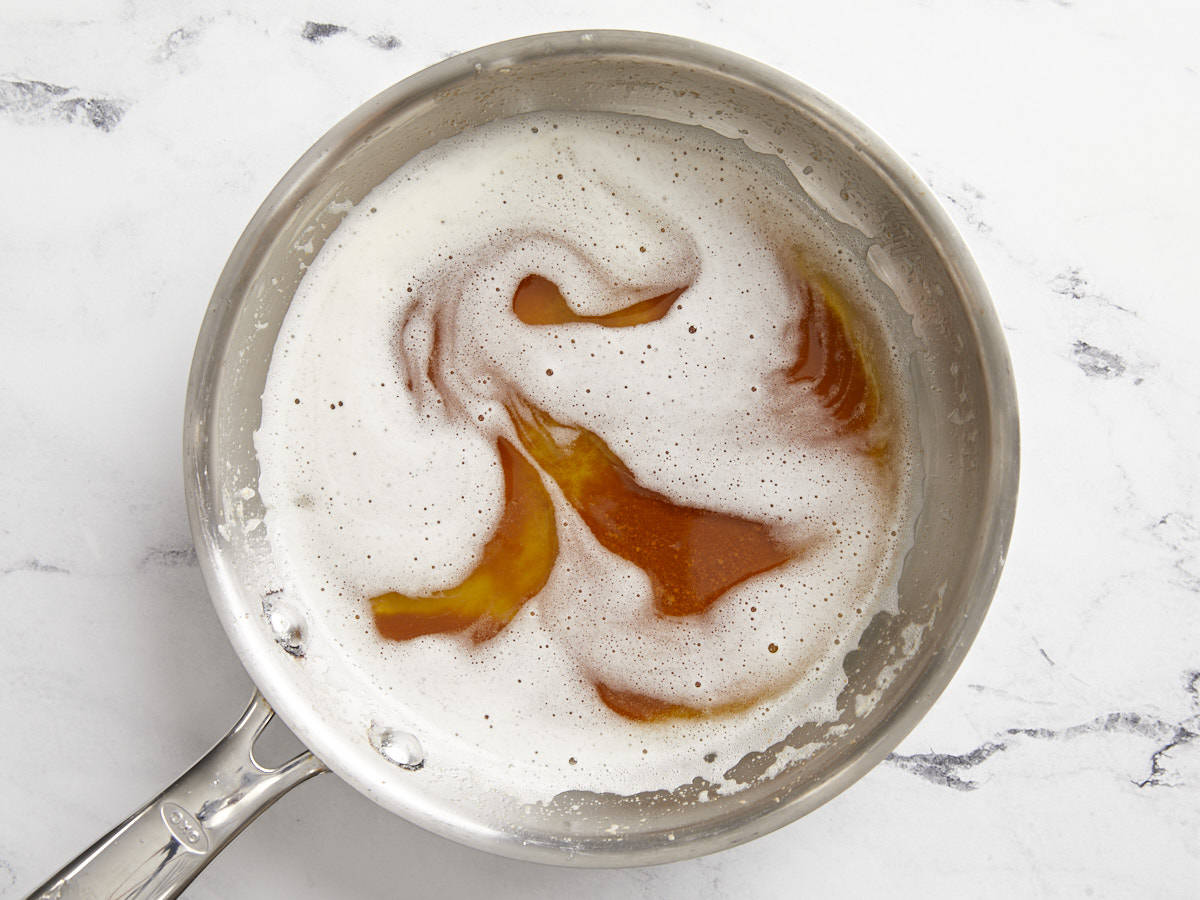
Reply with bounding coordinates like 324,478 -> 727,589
255,112 -> 912,801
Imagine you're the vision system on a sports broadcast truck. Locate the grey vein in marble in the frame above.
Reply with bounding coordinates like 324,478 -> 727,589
297,20 -> 401,50
938,180 -> 994,236
1,558 -> 68,576
1152,512 -> 1200,591
886,741 -> 1008,791
140,546 -> 199,569
1051,266 -> 1136,315
368,34 -> 402,50
1072,340 -> 1127,379
0,79 -> 126,131
888,670 -> 1200,791
0,857 -> 15,892
157,23 -> 205,61
1141,739 -> 1198,790
301,21 -> 347,43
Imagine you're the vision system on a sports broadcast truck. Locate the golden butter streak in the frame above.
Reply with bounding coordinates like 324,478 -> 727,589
512,273 -> 687,328
505,392 -> 797,618
370,437 -> 557,643
784,249 -> 883,441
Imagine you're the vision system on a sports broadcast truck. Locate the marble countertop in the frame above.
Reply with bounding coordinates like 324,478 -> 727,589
2,1 -> 1197,896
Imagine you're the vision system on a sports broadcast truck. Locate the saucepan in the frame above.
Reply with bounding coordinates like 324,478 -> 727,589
32,30 -> 1018,898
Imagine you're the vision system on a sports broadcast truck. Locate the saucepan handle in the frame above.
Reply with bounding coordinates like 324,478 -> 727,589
28,691 -> 326,900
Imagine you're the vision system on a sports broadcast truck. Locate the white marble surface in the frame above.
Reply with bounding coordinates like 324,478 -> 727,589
2,1 -> 1198,896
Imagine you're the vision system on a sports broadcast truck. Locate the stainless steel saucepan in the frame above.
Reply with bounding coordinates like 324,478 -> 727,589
31,30 -> 1018,898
